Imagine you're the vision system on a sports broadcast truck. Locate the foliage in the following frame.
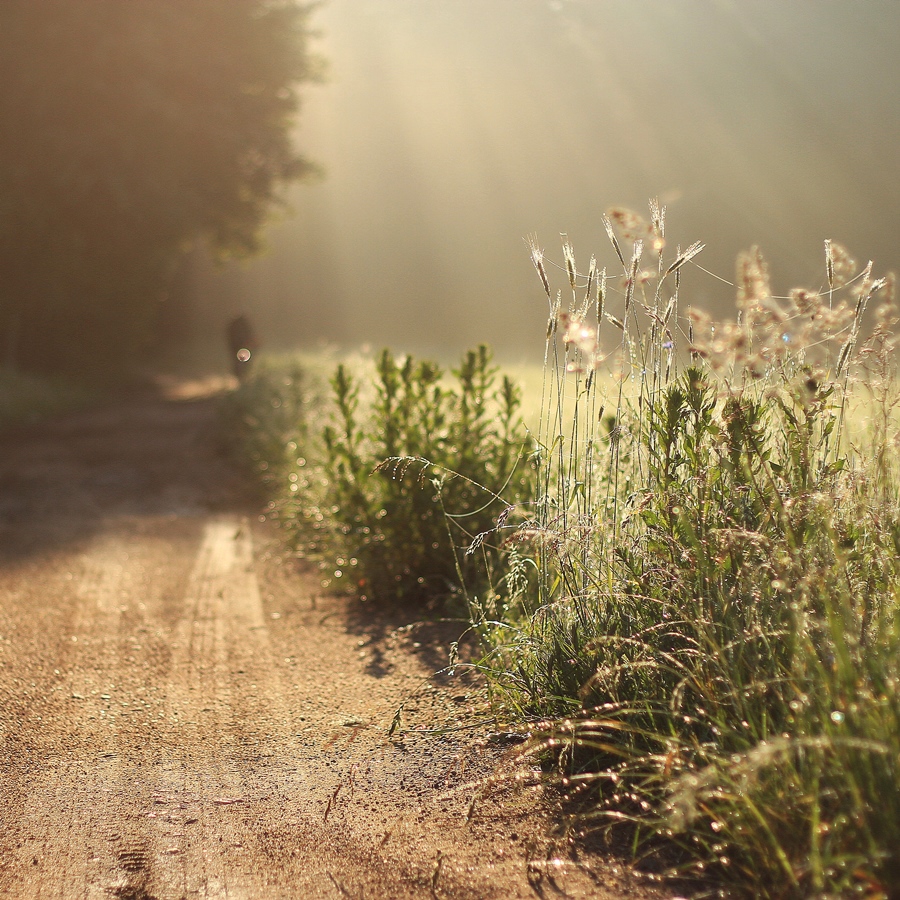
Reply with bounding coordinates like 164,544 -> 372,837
312,345 -> 534,606
0,0 -> 319,377
219,354 -> 322,496
0,369 -> 96,428
227,346 -> 534,608
479,205 -> 900,897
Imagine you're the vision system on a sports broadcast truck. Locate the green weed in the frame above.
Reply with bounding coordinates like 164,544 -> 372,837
315,344 -> 533,606
225,346 -> 535,608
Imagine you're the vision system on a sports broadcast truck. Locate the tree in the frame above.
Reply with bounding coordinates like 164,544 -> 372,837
0,0 -> 319,377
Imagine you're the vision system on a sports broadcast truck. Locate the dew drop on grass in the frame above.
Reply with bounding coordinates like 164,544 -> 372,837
830,710 -> 845,724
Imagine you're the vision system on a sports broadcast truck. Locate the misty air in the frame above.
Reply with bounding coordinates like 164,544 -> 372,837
1,2 -> 899,898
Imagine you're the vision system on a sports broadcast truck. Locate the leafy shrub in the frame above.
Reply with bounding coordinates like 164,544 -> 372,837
314,345 -> 534,606
224,346 -> 535,609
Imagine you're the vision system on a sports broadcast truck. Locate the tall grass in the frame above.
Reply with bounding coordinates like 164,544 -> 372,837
478,203 -> 900,896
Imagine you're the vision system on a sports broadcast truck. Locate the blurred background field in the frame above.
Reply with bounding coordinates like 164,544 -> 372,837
0,370 -> 96,427
2,0 -> 898,384
189,0 -> 900,366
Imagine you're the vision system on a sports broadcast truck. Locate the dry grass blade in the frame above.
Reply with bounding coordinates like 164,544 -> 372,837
603,214 -> 627,269
825,238 -> 836,293
327,871 -> 356,898
664,241 -> 705,277
323,782 -> 341,822
625,240 -> 643,315
583,255 -> 598,317
563,238 -> 578,295
596,266 -> 607,322
662,294 -> 677,327
527,234 -> 552,299
650,197 -> 666,244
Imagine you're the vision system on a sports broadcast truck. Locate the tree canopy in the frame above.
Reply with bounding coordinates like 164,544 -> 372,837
0,0 -> 318,377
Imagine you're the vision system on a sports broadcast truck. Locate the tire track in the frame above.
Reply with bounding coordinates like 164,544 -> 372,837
142,515 -> 310,899
0,533 -> 144,899
152,516 -> 256,900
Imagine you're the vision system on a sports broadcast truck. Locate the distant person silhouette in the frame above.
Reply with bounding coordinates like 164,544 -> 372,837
226,314 -> 258,380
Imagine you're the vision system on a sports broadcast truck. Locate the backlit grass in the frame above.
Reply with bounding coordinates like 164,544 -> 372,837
226,202 -> 900,897
476,205 -> 900,897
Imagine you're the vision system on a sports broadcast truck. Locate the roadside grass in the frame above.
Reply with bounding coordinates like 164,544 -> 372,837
222,345 -> 535,609
0,369 -> 96,427
224,202 -> 900,897
476,207 -> 900,897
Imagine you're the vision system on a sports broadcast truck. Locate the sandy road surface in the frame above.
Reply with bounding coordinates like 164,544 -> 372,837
0,390 -> 669,899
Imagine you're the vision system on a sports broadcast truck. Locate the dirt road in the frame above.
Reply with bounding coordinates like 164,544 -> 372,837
0,388 -> 669,899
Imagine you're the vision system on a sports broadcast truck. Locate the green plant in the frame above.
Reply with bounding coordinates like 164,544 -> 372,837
219,354 -> 321,495
315,345 -> 534,606
479,203 -> 900,897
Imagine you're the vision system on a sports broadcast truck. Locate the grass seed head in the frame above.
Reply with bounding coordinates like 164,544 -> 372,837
789,287 -> 822,317
528,235 -> 552,299
608,206 -> 649,243
825,239 -> 857,290
736,246 -> 771,313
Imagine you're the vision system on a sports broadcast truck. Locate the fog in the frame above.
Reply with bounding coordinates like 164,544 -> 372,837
191,0 -> 900,364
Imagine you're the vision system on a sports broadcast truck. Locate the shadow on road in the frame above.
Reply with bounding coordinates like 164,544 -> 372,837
0,390 -> 256,566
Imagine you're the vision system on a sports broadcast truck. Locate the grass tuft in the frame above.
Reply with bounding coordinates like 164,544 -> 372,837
479,202 -> 900,897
